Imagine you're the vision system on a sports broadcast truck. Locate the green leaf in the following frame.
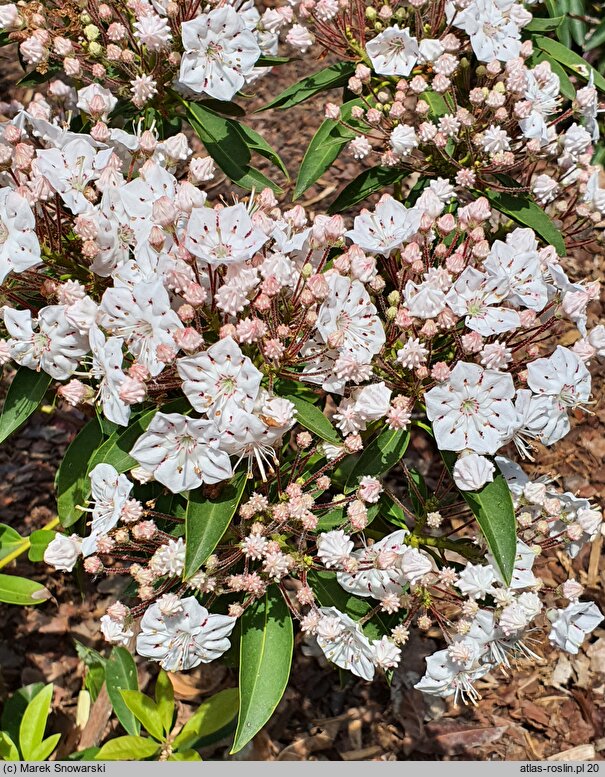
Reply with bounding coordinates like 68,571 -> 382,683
183,100 -> 283,193
0,574 -> 51,606
344,429 -> 411,493
173,687 -> 239,750
420,90 -> 450,118
28,530 -> 56,562
231,586 -> 293,754
442,452 -> 516,585
294,99 -> 363,199
307,570 -> 394,640
19,683 -> 53,760
106,647 -> 140,737
256,54 -> 292,67
285,394 -> 340,444
2,683 -> 45,745
234,121 -> 289,178
56,418 -> 103,527
328,166 -> 407,214
198,98 -> 246,117
525,16 -> 564,31
168,750 -> 203,761
481,183 -> 566,255
261,62 -> 356,112
154,671 -> 174,736
95,735 -> 160,761
534,35 -> 605,92
568,0 -> 587,46
184,473 -> 246,579
0,524 -> 25,560
0,732 -> 19,761
30,734 -> 61,761
17,66 -> 61,87
0,367 -> 51,445
585,19 -> 605,51
120,691 -> 165,742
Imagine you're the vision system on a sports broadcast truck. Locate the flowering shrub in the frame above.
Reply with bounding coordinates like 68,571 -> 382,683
0,0 -> 604,755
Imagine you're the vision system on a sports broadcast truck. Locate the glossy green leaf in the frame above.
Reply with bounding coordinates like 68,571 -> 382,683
95,735 -> 160,761
442,452 -> 516,585
307,570 -> 395,641
30,734 -> 61,761
184,473 -> 246,579
525,15 -> 564,31
120,691 -> 165,742
0,367 -> 51,445
256,54 -> 291,66
585,19 -> 605,50
0,732 -> 19,761
56,417 -> 103,527
106,647 -> 140,737
19,683 -> 53,760
534,35 -> 605,92
234,121 -> 289,177
183,100 -> 282,193
231,587 -> 293,754
344,429 -> 411,493
1,683 -> 45,745
28,529 -> 56,562
173,687 -> 239,750
328,166 -> 407,214
168,750 -> 203,761
294,99 -> 363,199
154,671 -> 174,736
0,524 -> 25,560
0,574 -> 51,606
261,62 -> 356,112
568,0 -> 587,45
285,394 -> 340,444
481,184 -> 566,255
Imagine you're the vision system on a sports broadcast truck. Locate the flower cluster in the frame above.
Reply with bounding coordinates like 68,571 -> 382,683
1,0 -> 604,708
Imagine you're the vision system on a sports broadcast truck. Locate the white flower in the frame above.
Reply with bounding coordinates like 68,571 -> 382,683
82,463 -> 133,556
457,563 -> 497,599
130,412 -> 233,493
372,637 -> 401,670
137,596 -> 236,670
453,453 -> 495,491
452,0 -> 523,63
99,281 -> 183,377
44,533 -> 81,571
337,530 -> 409,598
415,642 -> 491,700
317,530 -> 354,569
527,346 -> 591,413
445,267 -> 521,336
425,361 -> 516,454
390,124 -> 418,156
35,139 -> 113,214
483,228 -> 548,312
286,23 -> 315,52
4,305 -> 88,380
403,279 -> 447,319
316,274 -> 385,362
89,326 -> 130,427
76,83 -> 117,120
548,601 -> 603,654
481,125 -> 511,154
366,26 -> 420,76
0,187 -> 41,284
316,607 -> 376,680
345,196 -> 422,256
185,203 -> 268,267
150,537 -> 186,577
177,336 -> 262,423
101,614 -> 134,647
178,6 -> 260,100
134,12 -> 172,51
399,547 -> 433,584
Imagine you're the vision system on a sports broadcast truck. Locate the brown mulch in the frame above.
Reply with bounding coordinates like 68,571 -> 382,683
0,44 -> 604,763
